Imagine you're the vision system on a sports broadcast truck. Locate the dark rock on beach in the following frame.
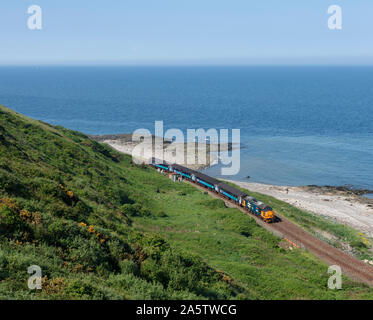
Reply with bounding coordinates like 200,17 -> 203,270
302,184 -> 373,197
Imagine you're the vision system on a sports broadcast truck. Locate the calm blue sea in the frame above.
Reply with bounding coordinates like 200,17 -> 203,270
0,66 -> 372,189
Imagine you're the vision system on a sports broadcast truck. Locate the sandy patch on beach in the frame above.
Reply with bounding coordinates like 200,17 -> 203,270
106,140 -> 219,169
92,133 -> 232,170
226,180 -> 373,237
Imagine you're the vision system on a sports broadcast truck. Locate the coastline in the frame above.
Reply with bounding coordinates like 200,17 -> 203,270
90,133 -> 233,170
92,133 -> 373,237
226,180 -> 373,238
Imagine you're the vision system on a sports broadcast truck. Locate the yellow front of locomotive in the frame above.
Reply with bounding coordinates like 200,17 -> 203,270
261,207 -> 275,223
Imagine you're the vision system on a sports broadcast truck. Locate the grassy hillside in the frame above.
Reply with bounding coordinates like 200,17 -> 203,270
0,104 -> 372,300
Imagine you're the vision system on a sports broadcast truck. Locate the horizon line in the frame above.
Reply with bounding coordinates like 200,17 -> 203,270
1,63 -> 373,67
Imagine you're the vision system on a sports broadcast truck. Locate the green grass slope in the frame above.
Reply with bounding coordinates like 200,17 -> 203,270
0,104 -> 372,300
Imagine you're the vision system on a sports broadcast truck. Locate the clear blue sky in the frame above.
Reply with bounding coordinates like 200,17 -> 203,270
1,0 -> 372,65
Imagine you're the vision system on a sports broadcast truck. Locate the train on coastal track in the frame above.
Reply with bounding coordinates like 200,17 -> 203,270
149,158 -> 275,223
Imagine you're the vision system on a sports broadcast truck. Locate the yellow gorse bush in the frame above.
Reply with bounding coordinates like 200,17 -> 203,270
58,184 -> 75,199
216,269 -> 232,284
32,212 -> 42,225
0,197 -> 20,211
19,209 -> 32,222
78,222 -> 108,244
42,276 -> 67,295
1,197 -> 42,226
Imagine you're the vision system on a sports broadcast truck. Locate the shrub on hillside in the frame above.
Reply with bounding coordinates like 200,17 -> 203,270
67,237 -> 114,272
139,248 -> 234,299
0,250 -> 9,281
65,280 -> 94,299
0,198 -> 30,239
46,219 -> 89,249
0,169 -> 27,197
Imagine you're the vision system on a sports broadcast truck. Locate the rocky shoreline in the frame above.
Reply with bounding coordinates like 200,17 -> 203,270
302,184 -> 373,197
228,180 -> 373,237
301,185 -> 373,209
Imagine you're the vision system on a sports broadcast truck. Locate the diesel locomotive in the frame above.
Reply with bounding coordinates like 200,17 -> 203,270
149,158 -> 275,223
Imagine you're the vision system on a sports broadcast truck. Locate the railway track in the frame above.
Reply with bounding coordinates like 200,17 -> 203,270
190,181 -> 373,287
272,217 -> 373,286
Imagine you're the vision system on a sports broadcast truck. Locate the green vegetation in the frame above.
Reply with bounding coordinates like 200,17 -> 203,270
0,104 -> 372,300
227,182 -> 373,260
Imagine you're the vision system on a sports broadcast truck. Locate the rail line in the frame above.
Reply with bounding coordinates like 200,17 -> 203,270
190,180 -> 373,287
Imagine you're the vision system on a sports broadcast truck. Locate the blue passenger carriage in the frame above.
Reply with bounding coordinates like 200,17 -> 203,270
149,158 -> 275,223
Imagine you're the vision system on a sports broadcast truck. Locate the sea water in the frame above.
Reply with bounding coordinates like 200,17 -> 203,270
0,66 -> 372,189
